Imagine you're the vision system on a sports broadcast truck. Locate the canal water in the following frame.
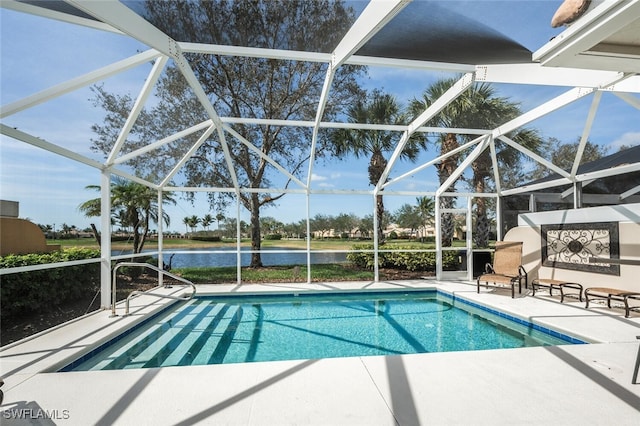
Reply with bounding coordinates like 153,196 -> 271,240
113,247 -> 348,268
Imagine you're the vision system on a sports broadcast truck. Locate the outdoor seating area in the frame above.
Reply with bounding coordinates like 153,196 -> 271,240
531,278 -> 583,302
476,241 -> 527,298
585,287 -> 640,318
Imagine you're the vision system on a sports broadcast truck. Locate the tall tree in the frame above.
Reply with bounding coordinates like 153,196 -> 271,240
416,196 -> 435,241
460,85 -> 543,248
393,204 -> 422,238
79,178 -> 175,253
331,89 -> 426,243
90,0 -> 365,267
411,78 -> 543,248
410,78 -> 467,247
530,138 -> 609,180
201,214 -> 213,231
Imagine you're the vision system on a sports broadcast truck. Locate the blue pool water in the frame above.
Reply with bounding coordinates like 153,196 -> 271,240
64,291 -> 582,371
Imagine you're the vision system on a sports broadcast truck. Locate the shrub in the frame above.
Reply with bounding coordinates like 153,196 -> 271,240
346,244 -> 459,271
189,231 -> 222,242
263,233 -> 282,240
0,248 -> 101,319
117,255 -> 158,279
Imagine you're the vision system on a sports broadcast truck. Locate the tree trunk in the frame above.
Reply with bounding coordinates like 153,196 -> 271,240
138,213 -> 150,253
369,150 -> 388,244
376,194 -> 385,243
249,194 -> 263,267
439,133 -> 459,247
473,153 -> 491,248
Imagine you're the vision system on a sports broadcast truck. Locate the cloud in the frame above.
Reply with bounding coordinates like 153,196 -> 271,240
607,132 -> 640,150
310,173 -> 327,181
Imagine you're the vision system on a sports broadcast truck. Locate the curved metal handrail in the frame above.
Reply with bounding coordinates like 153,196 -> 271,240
111,262 -> 196,317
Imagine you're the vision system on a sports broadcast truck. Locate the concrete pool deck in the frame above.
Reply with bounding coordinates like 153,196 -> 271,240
1,279 -> 639,425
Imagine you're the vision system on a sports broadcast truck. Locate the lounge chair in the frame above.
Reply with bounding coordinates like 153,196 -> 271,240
531,278 -> 583,302
584,287 -> 640,318
477,241 -> 527,298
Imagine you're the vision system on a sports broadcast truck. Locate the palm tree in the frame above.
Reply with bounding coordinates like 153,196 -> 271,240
201,214 -> 213,231
332,89 -> 426,243
411,78 -> 543,248
215,213 -> 225,230
456,85 -> 542,247
185,215 -> 200,233
79,177 -> 176,253
410,78 -> 468,247
416,196 -> 435,242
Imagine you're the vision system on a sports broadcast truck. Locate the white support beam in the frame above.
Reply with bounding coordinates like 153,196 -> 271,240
561,179 -> 595,199
576,162 -> 640,182
377,73 -> 475,189
157,189 -> 164,287
382,135 -> 484,190
307,67 -> 336,188
99,169 -> 112,308
113,120 -> 214,165
2,0 -> 124,34
1,124 -> 104,170
0,49 -> 161,119
503,161 -> 640,196
492,87 -> 595,138
160,125 -> 216,187
221,116 -> 489,135
614,92 -> 640,109
180,42 -> 476,73
571,92 -> 602,177
476,63 -> 635,90
611,76 -> 640,94
435,194 -> 442,279
410,74 -> 475,135
499,136 -> 571,179
67,0 -> 182,58
68,0 -> 240,191
489,137 -> 501,195
436,136 -> 490,196
169,45 -> 242,192
109,168 -> 160,190
620,184 -> 640,200
348,55 -> 475,72
223,125 -> 308,190
502,177 -> 573,196
331,0 -> 410,68
107,55 -> 169,164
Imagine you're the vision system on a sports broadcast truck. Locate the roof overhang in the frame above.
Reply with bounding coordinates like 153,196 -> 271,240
533,0 -> 640,73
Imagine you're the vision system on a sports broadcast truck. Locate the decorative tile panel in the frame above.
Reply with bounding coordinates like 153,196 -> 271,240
541,222 -> 620,276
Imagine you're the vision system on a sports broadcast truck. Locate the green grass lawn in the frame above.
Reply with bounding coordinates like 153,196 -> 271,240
174,263 -> 378,283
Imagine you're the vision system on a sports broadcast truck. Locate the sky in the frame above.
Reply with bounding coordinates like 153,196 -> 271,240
1,1 -> 639,234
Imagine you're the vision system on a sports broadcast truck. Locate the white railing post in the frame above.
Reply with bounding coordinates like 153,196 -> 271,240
100,169 -> 112,309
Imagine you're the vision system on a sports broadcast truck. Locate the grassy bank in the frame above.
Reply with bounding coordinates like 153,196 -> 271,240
173,264 -> 375,283
173,263 -> 428,284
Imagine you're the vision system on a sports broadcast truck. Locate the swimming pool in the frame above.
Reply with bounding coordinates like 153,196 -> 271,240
62,290 -> 584,371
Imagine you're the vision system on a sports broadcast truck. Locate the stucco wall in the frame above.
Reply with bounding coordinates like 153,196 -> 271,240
503,204 -> 640,293
0,217 -> 61,256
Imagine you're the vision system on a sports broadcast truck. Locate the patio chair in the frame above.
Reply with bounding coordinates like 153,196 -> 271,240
531,278 -> 583,303
585,287 -> 640,318
476,241 -> 527,298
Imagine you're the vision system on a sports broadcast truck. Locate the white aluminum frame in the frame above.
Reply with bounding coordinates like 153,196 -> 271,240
1,0 -> 639,305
